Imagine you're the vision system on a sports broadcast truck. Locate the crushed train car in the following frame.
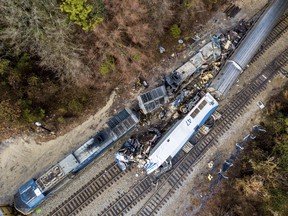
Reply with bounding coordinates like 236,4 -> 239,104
166,39 -> 221,91
115,138 -> 141,171
115,128 -> 161,171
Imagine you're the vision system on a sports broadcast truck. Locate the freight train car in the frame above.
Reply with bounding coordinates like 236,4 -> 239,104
14,108 -> 139,215
144,93 -> 218,174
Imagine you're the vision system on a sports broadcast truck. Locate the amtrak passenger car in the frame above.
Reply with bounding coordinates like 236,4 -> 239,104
144,93 -> 218,174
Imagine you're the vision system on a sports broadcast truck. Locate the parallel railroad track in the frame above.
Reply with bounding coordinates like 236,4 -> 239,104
48,163 -> 122,216
100,49 -> 288,216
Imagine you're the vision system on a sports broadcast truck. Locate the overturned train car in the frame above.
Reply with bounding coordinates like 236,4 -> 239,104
14,108 -> 139,215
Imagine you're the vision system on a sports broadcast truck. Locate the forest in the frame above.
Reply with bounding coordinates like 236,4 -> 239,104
0,0 -> 223,137
201,85 -> 288,215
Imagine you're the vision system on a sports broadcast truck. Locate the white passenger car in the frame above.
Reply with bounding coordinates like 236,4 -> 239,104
144,93 -> 219,174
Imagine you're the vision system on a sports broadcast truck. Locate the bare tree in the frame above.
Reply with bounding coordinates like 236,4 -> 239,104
0,0 -> 91,83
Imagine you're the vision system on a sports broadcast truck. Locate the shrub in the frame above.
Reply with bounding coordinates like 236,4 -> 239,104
170,24 -> 181,38
68,99 -> 83,114
0,59 -> 10,75
22,108 -> 45,123
60,0 -> 105,31
57,116 -> 65,123
100,56 -> 115,75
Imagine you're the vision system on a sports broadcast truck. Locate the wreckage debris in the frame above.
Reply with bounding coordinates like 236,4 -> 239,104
115,128 -> 161,171
117,18 -> 251,176
165,38 -> 222,92
132,77 -> 149,92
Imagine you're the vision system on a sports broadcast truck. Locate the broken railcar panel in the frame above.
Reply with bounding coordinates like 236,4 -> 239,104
115,129 -> 162,171
137,85 -> 169,114
115,152 -> 129,171
114,138 -> 141,171
120,138 -> 141,154
107,108 -> 139,138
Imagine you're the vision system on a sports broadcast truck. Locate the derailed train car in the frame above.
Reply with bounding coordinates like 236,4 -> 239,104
144,93 -> 219,174
14,108 -> 139,215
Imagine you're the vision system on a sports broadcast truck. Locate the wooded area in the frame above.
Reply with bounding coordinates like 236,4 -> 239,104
0,0 -> 223,136
200,86 -> 288,215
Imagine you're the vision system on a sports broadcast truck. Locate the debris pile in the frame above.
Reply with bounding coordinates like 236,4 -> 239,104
219,20 -> 250,56
132,77 -> 149,92
115,19 -> 253,174
165,38 -> 222,93
115,128 -> 161,171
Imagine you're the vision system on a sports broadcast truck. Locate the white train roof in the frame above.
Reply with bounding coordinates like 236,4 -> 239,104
144,93 -> 218,174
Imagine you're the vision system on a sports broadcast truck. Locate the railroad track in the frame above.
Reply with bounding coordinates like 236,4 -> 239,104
100,50 -> 288,216
251,12 -> 288,64
47,163 -> 123,216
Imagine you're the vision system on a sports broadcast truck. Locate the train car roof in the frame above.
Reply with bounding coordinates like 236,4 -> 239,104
107,108 -> 139,138
73,130 -> 114,164
138,85 -> 168,114
209,0 -> 288,96
35,154 -> 79,192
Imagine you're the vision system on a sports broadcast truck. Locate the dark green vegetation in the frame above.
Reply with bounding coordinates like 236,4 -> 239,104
0,0 -> 224,136
202,86 -> 288,216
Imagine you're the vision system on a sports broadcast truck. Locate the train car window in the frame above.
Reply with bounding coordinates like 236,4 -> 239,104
191,108 -> 200,118
198,100 -> 207,110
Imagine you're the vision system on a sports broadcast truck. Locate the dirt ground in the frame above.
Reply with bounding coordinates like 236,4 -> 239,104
0,0 -> 283,215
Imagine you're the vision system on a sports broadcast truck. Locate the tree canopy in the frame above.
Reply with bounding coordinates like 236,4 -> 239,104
60,0 -> 105,31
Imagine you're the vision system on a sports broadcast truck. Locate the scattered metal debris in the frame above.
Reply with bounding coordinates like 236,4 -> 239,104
159,46 -> 166,54
256,100 -> 265,109
159,109 -> 166,119
208,174 -> 213,181
208,161 -> 214,169
132,77 -> 149,92
115,128 -> 161,171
